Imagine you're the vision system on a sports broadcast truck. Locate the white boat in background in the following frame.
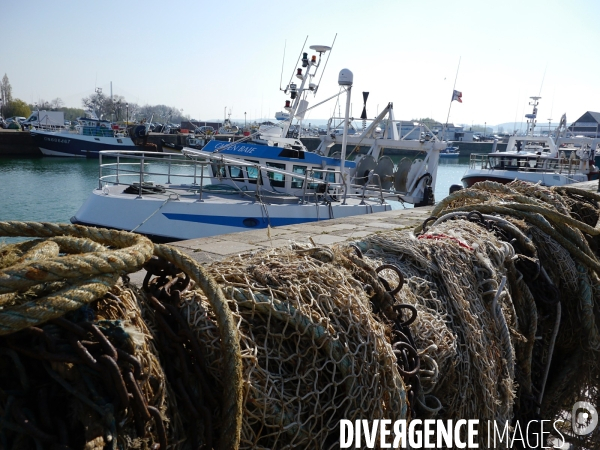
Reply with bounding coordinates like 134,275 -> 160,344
72,42 -> 448,241
439,145 -> 460,157
462,97 -> 600,187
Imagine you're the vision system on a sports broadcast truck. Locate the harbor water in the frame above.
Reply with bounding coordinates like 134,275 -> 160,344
0,156 -> 469,225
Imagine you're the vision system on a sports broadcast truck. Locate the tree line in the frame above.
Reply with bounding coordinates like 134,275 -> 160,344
0,74 -> 187,124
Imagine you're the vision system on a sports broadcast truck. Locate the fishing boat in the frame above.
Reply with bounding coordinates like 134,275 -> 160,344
440,145 -> 460,157
30,117 -> 139,157
462,97 -> 600,187
72,42 -> 447,241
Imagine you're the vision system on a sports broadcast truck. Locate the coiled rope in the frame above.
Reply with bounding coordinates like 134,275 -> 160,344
0,221 -> 243,450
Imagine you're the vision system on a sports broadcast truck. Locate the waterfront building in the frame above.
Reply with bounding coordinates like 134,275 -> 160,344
568,111 -> 600,137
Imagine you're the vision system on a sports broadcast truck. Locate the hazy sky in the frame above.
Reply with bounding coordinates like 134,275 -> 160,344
3,0 -> 599,127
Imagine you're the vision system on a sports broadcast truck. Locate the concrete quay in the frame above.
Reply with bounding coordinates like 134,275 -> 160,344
166,205 -> 434,266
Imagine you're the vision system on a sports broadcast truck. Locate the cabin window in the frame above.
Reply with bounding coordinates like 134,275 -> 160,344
291,165 -> 307,188
229,165 -> 245,181
246,160 -> 260,184
266,162 -> 286,188
325,170 -> 336,183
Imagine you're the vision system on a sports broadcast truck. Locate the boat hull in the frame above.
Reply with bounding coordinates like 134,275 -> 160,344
461,168 -> 590,188
72,187 -> 391,241
31,130 -> 138,157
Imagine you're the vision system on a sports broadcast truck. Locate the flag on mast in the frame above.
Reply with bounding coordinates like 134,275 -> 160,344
452,90 -> 463,103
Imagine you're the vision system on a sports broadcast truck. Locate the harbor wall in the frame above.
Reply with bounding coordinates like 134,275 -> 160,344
0,129 -> 504,158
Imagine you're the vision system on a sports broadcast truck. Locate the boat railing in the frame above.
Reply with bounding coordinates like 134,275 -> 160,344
97,150 -> 388,204
469,153 -> 586,175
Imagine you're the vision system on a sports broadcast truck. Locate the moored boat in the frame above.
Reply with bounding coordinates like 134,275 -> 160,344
31,117 -> 139,157
440,145 -> 460,157
72,41 -> 448,241
462,98 -> 600,187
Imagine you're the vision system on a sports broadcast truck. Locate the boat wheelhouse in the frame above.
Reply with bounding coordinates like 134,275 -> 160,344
462,98 -> 599,187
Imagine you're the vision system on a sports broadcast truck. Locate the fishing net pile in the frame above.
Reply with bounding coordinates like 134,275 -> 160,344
362,179 -> 600,448
0,178 -> 599,449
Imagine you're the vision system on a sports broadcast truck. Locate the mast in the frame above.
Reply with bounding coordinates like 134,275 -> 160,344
281,44 -> 331,137
525,96 -> 541,136
443,57 -> 461,140
338,69 -> 353,205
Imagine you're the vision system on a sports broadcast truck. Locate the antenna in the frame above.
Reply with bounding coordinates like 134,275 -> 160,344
538,64 -> 547,97
444,56 -> 461,138
279,41 -> 287,91
314,33 -> 337,95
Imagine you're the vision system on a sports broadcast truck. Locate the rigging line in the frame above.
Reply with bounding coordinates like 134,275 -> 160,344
285,36 -> 308,94
315,33 -> 337,95
279,41 -> 287,91
130,196 -> 173,233
538,64 -> 547,97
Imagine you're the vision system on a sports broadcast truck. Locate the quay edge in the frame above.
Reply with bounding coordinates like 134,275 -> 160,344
0,129 -> 503,158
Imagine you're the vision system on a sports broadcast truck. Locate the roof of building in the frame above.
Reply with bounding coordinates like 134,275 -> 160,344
570,111 -> 600,126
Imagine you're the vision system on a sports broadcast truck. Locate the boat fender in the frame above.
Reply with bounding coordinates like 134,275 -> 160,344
449,184 -> 462,194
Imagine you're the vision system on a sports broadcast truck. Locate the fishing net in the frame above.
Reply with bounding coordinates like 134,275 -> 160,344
398,179 -> 600,449
1,178 -> 600,449
153,245 -> 408,449
0,235 -> 175,449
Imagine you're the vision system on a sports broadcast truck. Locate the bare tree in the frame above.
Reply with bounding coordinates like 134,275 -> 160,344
1,74 -> 13,105
81,88 -> 113,119
51,98 -> 64,110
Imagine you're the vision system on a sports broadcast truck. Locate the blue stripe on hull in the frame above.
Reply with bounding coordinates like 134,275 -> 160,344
162,213 -> 318,227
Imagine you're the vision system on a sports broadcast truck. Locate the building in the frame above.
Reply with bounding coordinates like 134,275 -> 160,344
395,120 -> 466,141
182,120 -> 222,131
568,111 -> 600,137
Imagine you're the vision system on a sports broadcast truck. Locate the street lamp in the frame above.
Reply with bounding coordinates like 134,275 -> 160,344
484,122 -> 486,138
244,111 -> 247,128
126,103 -> 129,125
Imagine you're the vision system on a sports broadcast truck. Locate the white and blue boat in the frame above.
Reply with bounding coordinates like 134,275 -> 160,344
440,145 -> 460,157
72,42 -> 448,241
30,117 -> 139,157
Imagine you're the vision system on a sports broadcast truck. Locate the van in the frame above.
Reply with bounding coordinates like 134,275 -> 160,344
21,111 -> 65,129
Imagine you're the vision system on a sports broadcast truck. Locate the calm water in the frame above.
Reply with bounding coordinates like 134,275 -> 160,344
0,156 -> 470,224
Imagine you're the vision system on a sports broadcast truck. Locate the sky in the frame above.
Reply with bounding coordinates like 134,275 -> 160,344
2,0 -> 600,129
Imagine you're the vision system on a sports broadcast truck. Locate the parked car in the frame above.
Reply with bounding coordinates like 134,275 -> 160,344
5,117 -> 26,129
5,116 -> 26,125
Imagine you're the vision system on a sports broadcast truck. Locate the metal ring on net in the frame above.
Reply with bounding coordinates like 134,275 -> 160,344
419,216 -> 438,234
466,211 -> 491,231
393,303 -> 418,327
416,394 -> 443,417
375,264 -> 405,296
392,341 -> 420,378
348,244 -> 363,259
